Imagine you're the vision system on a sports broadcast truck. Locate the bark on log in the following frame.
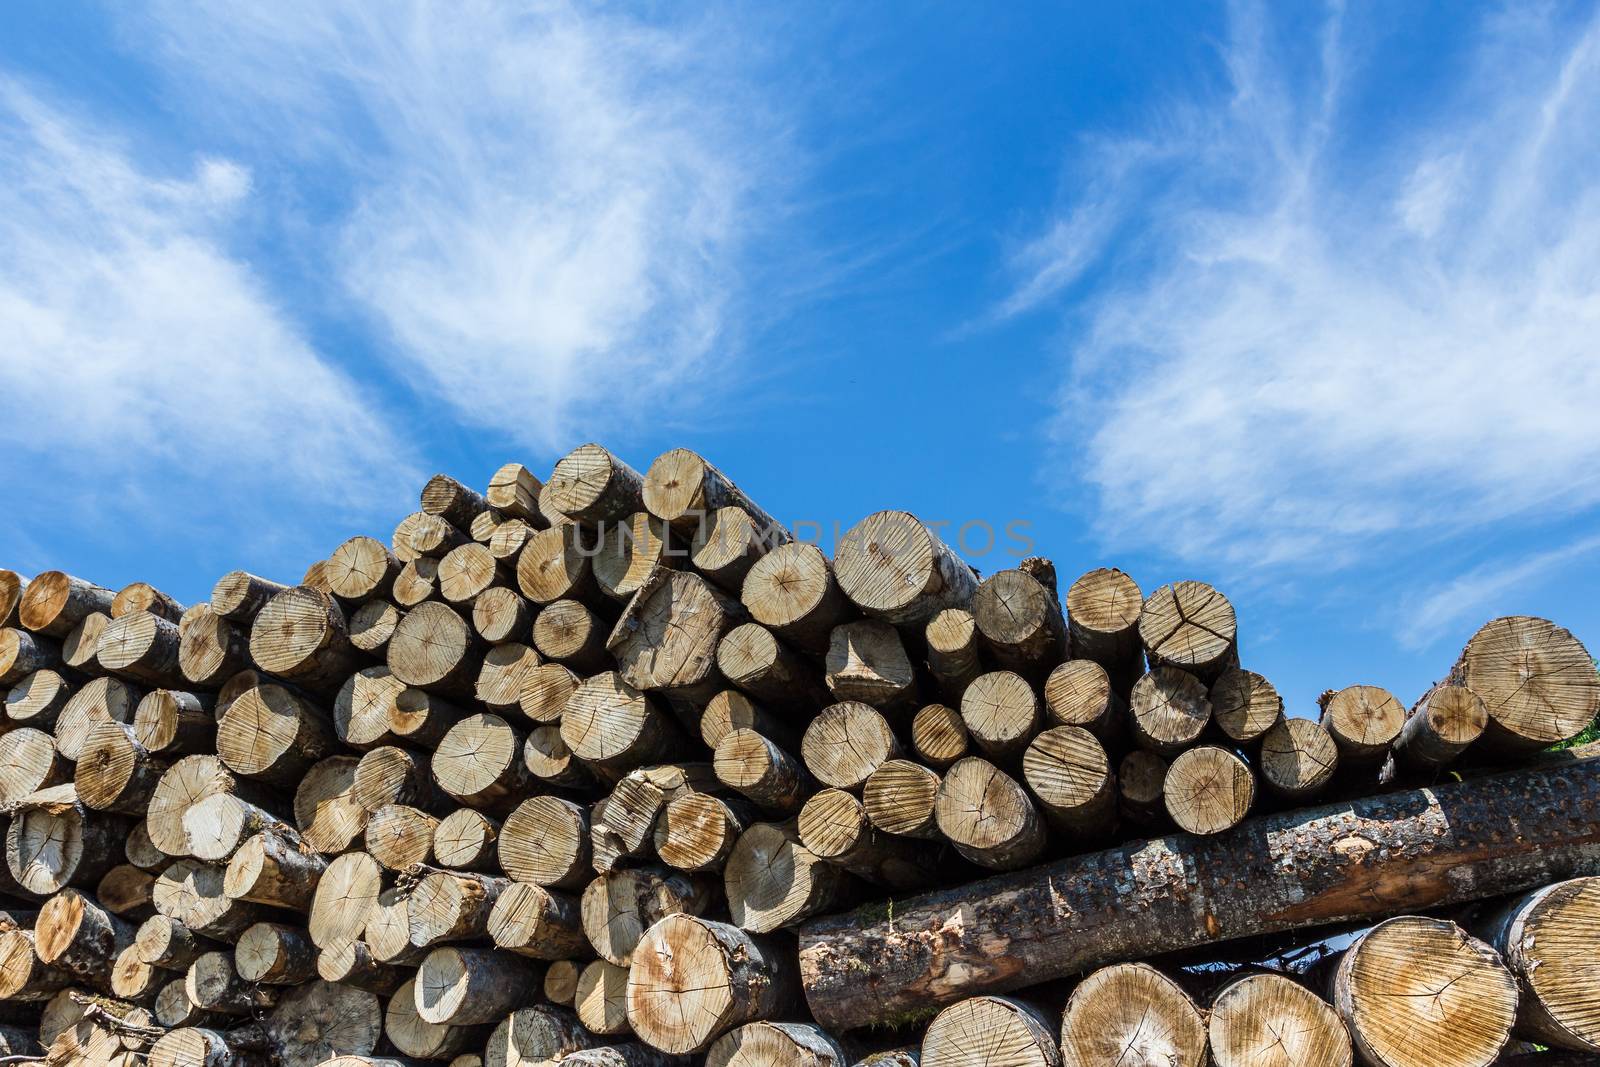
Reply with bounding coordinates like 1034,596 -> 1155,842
234,921 -> 317,984
1209,668 -> 1285,746
1397,684 -> 1489,773
486,881 -> 586,960
0,929 -> 73,1000
35,887 -> 135,981
18,571 -> 116,638
134,688 -> 216,755
644,448 -> 779,537
575,958 -> 631,1035
186,950 -> 276,1015
972,568 -> 1067,681
317,936 -> 405,994
1058,963 -> 1204,1067
532,598 -> 610,672
726,821 -> 853,933
924,608 -> 982,703
1020,726 -> 1115,840
715,729 -> 812,813
485,1005 -> 597,1067
432,713 -> 530,810
7,784 -> 129,894
1137,580 -> 1238,683
582,865 -> 716,966
719,622 -> 829,710
920,996 -> 1059,1067
97,610 -> 184,687
222,828 -> 325,911
693,506 -> 787,595
499,796 -> 590,890
707,1021 -> 848,1067
798,788 -> 943,888
473,585 -> 531,645
1042,660 -> 1125,748
1065,567 -> 1145,692
1446,616 -> 1600,753
97,862 -> 156,916
547,443 -> 646,525
1208,972 -> 1352,1067
211,572 -> 289,623
408,868 -> 509,947
609,568 -> 746,706
910,703 -> 969,769
388,686 -> 465,750
960,670 -> 1040,764
834,511 -> 977,628
825,620 -> 920,713
75,720 -> 169,815
249,587 -> 358,691
933,757 -> 1046,870
1,627 -> 62,686
135,914 -> 214,969
1477,876 -> 1600,1053
796,752 -> 1600,1031
1163,744 -> 1255,836
742,543 -> 853,656
265,979 -> 383,1067
862,759 -> 942,839
387,976 -> 488,1060
1258,717 -> 1339,802
431,808 -> 499,872
1129,667 -> 1211,757
1319,685 -> 1406,767
655,792 -> 759,874
699,688 -> 801,752
801,702 -> 900,791
415,945 -> 540,1025
422,473 -> 491,530
1332,916 -> 1517,1067
624,914 -> 798,1054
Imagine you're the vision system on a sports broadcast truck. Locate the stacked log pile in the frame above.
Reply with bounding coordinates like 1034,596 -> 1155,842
1,444 -> 1598,1067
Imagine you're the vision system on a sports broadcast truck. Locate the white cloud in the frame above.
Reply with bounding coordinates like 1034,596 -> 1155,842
0,82 -> 414,522
1399,536 -> 1600,650
1008,3 -> 1600,569
139,0 -> 775,451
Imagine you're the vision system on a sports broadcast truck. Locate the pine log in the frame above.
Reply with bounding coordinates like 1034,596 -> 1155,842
393,557 -> 441,608
523,724 -> 597,790
234,921 -> 317,984
1209,668 -> 1285,746
0,929 -> 73,1000
216,683 -> 336,787
532,598 -> 610,671
249,587 -> 358,691
825,620 -> 920,713
960,670 -> 1040,764
186,950 -> 276,1015
365,804 -> 439,870
0,726 -> 66,805
801,701 -> 900,791
54,674 -> 142,761
516,524 -> 598,605
924,608 -> 982,703
1138,580 -> 1239,682
476,642 -> 539,712
500,796 -> 590,890
438,542 -> 505,606
222,829 -> 325,910
415,945 -> 540,1025
111,942 -> 163,1003
625,914 -> 798,1054
1163,744 -> 1255,836
643,448 -> 778,536
317,936 -> 406,993
322,537 -> 398,605
135,914 -> 214,969
594,512 -> 682,602
655,792 -> 759,874
343,602 -> 399,657
1065,566 -> 1145,691
97,863 -> 156,916
211,572 -> 288,623
699,689 -> 801,753
409,869 -> 509,947
353,745 -> 440,813
154,979 -> 214,1028
408,514 -> 471,560
134,688 -> 215,754
473,586 -> 531,645
18,571 -> 116,638
1332,916 -> 1517,1067
1058,962 -> 1205,1067
725,821 -> 852,933
97,610 -> 184,686
920,996 -> 1058,1067
707,1021 -> 848,1067
972,568 -> 1067,681
75,720 -> 167,815
1478,876 -> 1600,1053
293,755 -> 368,854
1319,685 -> 1406,767
581,866 -> 716,966
388,601 -> 482,698
485,1005 -> 597,1066
387,977 -> 488,1060
592,763 -> 718,871
422,473 -> 491,530
1021,726 -> 1115,840
0,571 -> 23,628
796,752 -> 1600,1031
543,959 -> 581,1006
4,667 -> 71,729
308,851 -> 383,948
35,887 -> 134,981
834,511 -> 977,627
1397,684 -> 1489,772
1129,666 -> 1211,756
547,443 -> 646,525
1446,616 -> 1600,753
742,543 -> 853,656
862,759 -> 942,839
154,859 -> 263,940
1208,972 -> 1352,1067
799,788 -> 942,888
470,505 -> 504,544
1040,660 -> 1124,748
363,886 -> 423,966
7,784 -> 129,894
148,1026 -> 270,1067
487,881 -> 586,960
932,757 -> 1045,870
487,462 -> 544,523
335,667 -> 406,750
388,686 -> 465,749
715,729 -> 812,813
0,627 -> 62,686
178,606 -> 252,688
909,703 -> 969,769
561,672 -> 682,779
609,568 -> 746,706
432,713 -> 530,809
431,809 -> 499,872
1258,717 -> 1339,802
265,979 -> 383,1067
575,958 -> 632,1035
719,622 -> 829,710
692,506 -> 786,594
565,1044 -> 689,1067
61,610 -> 110,675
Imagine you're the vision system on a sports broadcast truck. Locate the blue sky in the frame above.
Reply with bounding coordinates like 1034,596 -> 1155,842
3,1 -> 1599,715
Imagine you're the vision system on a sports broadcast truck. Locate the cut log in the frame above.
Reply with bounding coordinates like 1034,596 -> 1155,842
834,511 -> 977,627
1319,685 -> 1406,767
1137,581 -> 1238,682
1397,684 -> 1489,773
308,851 -> 383,948
432,809 -> 499,872
222,829 -> 325,910
516,524 -> 598,605
625,914 -> 798,1054
327,536 -> 401,603
500,796 -> 591,890
565,1045 -> 688,1067
186,950 -> 276,1014
801,702 -> 901,791
7,784 -> 129,894
825,620 -> 919,712
644,448 -> 779,536
1065,567 -> 1145,691
1129,667 -> 1210,757
148,1026 -> 269,1067
134,688 -> 216,755
111,942 -> 163,1003
388,687 -> 465,750
700,688 -> 802,752
393,558 -> 442,608
1163,744 -> 1255,836
972,568 -> 1066,680
920,996 -> 1058,1067
487,462 -> 544,523
216,683 -> 336,787
548,443 -> 646,524
61,610 -> 110,675
0,726 -> 66,805
335,667 -> 406,751
249,587 -> 358,691
1478,876 -> 1600,1053
0,929 -> 74,1000
582,866 -> 715,966
153,858 -> 262,940
692,506 -> 786,594
798,788 -> 942,888
933,757 -> 1045,870
708,1021 -> 849,1067
594,512 -> 682,602
655,792 -> 759,874
562,672 -> 682,779
1258,717 -> 1339,802
910,703 -> 969,769
544,960 -> 581,1006
432,713 -> 530,809
408,868 -> 508,947
470,506 -> 504,545
1332,916 -> 1517,1067
179,605 -> 253,687
389,601 -> 482,697
211,572 -> 289,623
154,979 -> 213,1028
1208,972 -> 1352,1067
1021,726 -> 1115,840
742,543 -> 853,656
575,958 -> 632,1035
408,514 -> 471,560
55,674 -> 143,761
387,976 -> 487,1060
523,723 -> 596,790
365,804 -> 439,870
532,598 -> 610,672
1058,962 -> 1205,1067
265,980 -> 383,1067
796,752 -> 1600,1031
0,571 -> 23,628
1,627 -> 62,686
234,921 -> 317,984
725,821 -> 852,933
924,607 -> 982,703
862,759 -> 942,839
715,729 -> 812,813
317,936 -> 405,994
36,887 -> 135,980
1446,616 -> 1600,753
473,586 -> 532,645
592,763 -> 718,871
484,1005 -> 597,1067
363,886 -> 422,966
97,863 -> 156,916
609,569 -> 746,706
438,542 -> 505,606
476,642 -> 539,712
487,881 -> 586,960
75,720 -> 168,814
135,914 -> 214,969
97,610 -> 184,687
960,671 -> 1040,764
719,622 -> 829,710
293,755 -> 368,854
353,745 -> 439,813
18,571 -> 117,638
347,601 -> 403,656
422,473 -> 491,530
415,945 -> 540,1025
1209,668 -> 1285,745
5,667 -> 71,729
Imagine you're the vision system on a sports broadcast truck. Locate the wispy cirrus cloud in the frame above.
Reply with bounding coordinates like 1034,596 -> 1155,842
1007,2 -> 1600,573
